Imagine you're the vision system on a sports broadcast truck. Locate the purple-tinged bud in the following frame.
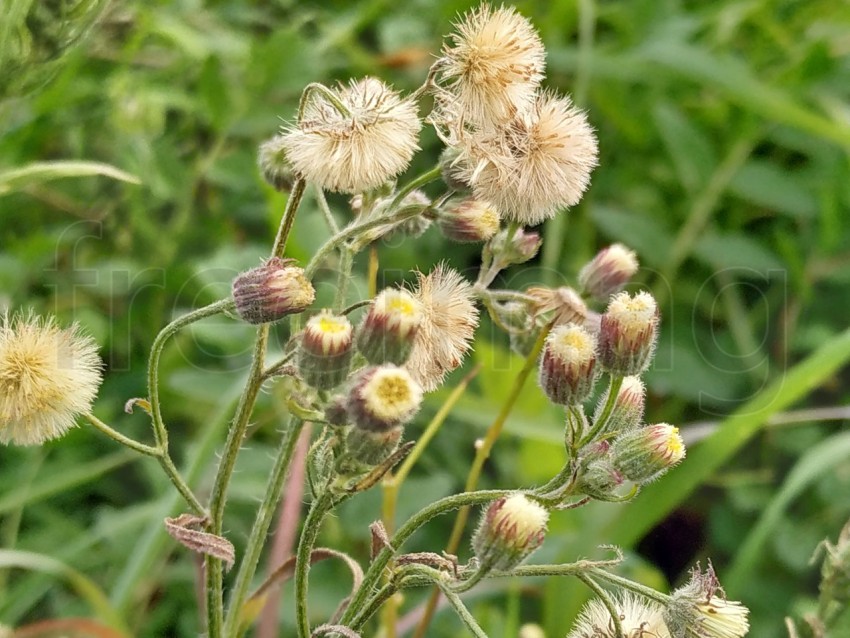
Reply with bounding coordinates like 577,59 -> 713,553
578,243 -> 639,302
297,311 -> 354,389
346,425 -> 403,466
472,494 -> 548,571
346,365 -> 423,432
437,196 -> 501,243
592,375 -> 646,436
488,227 -> 542,266
232,258 -> 315,324
538,323 -> 599,406
258,135 -> 296,192
323,395 -> 349,426
527,286 -> 588,327
611,423 -> 685,484
598,291 -> 659,376
356,289 -> 423,365
575,458 -> 625,500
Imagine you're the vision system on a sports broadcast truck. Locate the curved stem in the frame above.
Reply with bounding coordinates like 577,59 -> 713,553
387,165 -> 442,211
450,561 -> 491,594
334,247 -> 354,311
84,412 -> 160,457
579,375 -> 623,447
295,491 -> 336,638
412,322 -> 553,638
206,325 -> 271,638
339,489 -> 510,627
271,178 -> 307,259
577,572 -> 625,638
224,418 -> 306,637
588,568 -> 671,607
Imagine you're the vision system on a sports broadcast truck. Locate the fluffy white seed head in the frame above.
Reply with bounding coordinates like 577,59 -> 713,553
282,77 -> 421,194
567,593 -> 672,638
0,313 -> 102,445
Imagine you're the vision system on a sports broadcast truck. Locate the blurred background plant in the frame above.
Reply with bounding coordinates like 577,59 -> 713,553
1,1 -> 850,637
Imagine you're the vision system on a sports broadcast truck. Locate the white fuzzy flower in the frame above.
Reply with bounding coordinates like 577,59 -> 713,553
567,593 -> 672,638
282,77 -> 421,194
0,313 -> 102,445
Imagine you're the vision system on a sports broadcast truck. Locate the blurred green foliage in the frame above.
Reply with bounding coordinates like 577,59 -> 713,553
2,0 -> 850,636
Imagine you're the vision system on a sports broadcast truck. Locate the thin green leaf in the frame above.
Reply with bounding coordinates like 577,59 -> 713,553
0,161 -> 141,195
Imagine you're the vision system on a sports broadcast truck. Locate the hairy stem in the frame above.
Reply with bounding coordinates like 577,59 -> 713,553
294,491 -> 336,638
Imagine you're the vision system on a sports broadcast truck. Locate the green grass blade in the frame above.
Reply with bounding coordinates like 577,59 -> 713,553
0,161 -> 141,195
604,327 -> 850,547
0,549 -> 129,635
724,430 -> 850,595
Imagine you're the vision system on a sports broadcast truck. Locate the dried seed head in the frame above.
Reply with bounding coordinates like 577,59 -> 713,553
567,593 -> 672,638
232,258 -> 315,324
538,323 -> 599,406
440,4 -> 545,125
0,313 -> 103,445
579,243 -> 639,303
357,288 -> 423,365
282,77 -> 421,194
405,265 -> 479,392
665,563 -> 750,638
347,364 -> 423,432
611,423 -> 685,484
437,196 -> 501,243
527,286 -> 588,326
599,291 -> 659,376
472,494 -> 549,571
298,311 -> 354,390
457,91 -> 598,225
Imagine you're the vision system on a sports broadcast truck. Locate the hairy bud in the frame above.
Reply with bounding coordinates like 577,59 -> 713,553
232,258 -> 315,325
472,494 -> 548,571
298,311 -> 354,389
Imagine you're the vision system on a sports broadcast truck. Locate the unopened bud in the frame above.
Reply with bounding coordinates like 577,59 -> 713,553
665,563 -> 749,638
232,258 -> 315,324
488,227 -> 542,266
346,425 -> 403,466
527,286 -> 588,326
258,135 -> 296,191
578,243 -> 639,302
439,146 -> 472,192
437,196 -> 501,243
592,375 -> 646,435
575,458 -> 625,500
356,289 -> 423,365
472,494 -> 548,571
538,324 -> 599,406
347,365 -> 423,432
387,190 -> 433,240
598,291 -> 659,376
611,423 -> 684,484
298,311 -> 354,389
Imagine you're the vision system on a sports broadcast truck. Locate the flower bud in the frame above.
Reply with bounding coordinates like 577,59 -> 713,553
472,494 -> 548,571
665,563 -> 749,638
592,375 -> 645,435
356,289 -> 423,365
386,190 -> 433,240
439,146 -> 472,192
487,227 -> 542,266
598,291 -> 659,376
298,311 -> 354,389
437,196 -> 501,243
527,286 -> 588,327
575,458 -> 625,500
346,425 -> 403,466
538,324 -> 599,406
346,365 -> 423,432
578,243 -> 639,302
258,135 -> 296,192
323,395 -> 349,426
611,423 -> 685,484
232,258 -> 315,324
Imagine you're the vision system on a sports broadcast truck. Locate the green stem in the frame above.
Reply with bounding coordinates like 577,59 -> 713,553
386,165 -> 442,211
436,581 -> 488,638
579,375 -> 623,447
339,489 -> 510,626
84,413 -> 160,457
450,561 -> 491,594
294,491 -> 335,638
314,185 -> 341,235
334,247 -> 354,311
589,568 -> 671,607
206,326 -> 271,638
299,83 -> 351,120
223,418 -> 306,637
271,177 -> 307,259
577,572 -> 624,638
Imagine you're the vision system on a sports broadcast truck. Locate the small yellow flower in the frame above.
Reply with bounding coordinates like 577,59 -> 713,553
0,313 -> 102,445
440,4 -> 545,125
405,265 -> 479,392
347,365 -> 423,432
282,77 -> 421,194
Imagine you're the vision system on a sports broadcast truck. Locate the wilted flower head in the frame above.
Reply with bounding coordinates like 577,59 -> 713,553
472,493 -> 548,571
437,196 -> 501,243
527,286 -> 588,326
405,265 -> 479,391
439,4 -> 545,126
567,593 -> 671,638
665,563 -> 750,638
579,243 -> 639,303
458,91 -> 598,225
0,313 -> 102,445
232,258 -> 315,325
282,77 -> 421,193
